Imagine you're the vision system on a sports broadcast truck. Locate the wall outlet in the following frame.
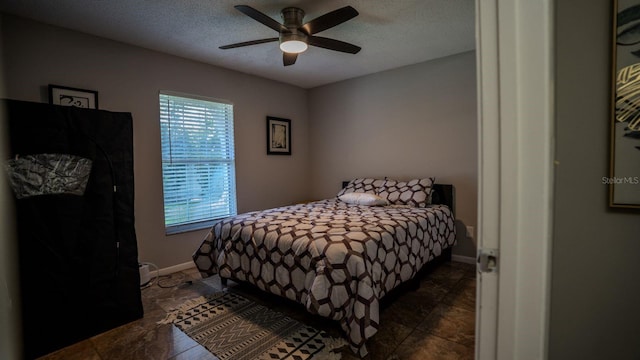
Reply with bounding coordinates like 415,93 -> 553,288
466,225 -> 474,238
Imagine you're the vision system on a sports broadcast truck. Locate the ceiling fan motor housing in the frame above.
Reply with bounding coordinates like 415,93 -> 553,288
281,7 -> 305,28
280,7 -> 307,44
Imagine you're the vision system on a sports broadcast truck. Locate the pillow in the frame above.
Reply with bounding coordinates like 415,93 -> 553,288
376,177 -> 435,207
338,192 -> 390,206
336,178 -> 386,197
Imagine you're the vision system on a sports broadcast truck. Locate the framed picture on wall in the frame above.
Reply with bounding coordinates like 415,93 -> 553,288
609,0 -> 640,208
267,116 -> 291,155
48,84 -> 99,109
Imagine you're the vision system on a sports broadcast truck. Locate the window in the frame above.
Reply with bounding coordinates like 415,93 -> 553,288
159,91 -> 236,234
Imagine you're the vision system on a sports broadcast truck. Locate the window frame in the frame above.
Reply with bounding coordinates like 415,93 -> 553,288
158,90 -> 237,235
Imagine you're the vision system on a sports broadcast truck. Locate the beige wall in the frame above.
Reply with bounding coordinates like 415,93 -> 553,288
308,51 -> 478,257
1,14 -> 310,269
551,0 -> 640,358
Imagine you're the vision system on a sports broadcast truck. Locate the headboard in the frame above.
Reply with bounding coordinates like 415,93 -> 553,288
431,184 -> 455,216
341,181 -> 455,216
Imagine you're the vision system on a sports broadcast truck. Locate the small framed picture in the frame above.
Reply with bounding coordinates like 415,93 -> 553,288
48,84 -> 99,109
267,116 -> 291,155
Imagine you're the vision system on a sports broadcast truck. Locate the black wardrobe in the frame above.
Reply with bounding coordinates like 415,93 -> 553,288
3,99 -> 143,359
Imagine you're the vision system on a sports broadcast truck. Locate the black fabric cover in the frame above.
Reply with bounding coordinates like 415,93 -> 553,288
3,99 -> 143,359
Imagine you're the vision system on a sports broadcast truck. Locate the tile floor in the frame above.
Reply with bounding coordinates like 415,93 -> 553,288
38,260 -> 476,360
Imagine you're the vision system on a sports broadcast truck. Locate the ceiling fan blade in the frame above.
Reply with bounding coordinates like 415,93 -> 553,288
234,5 -> 288,33
308,36 -> 361,54
283,52 -> 298,66
219,38 -> 278,49
301,6 -> 359,35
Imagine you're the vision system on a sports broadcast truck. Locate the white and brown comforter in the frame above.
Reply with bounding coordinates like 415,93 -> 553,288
192,198 -> 456,356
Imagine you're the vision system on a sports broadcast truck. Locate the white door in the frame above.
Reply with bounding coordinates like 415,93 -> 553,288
475,0 -> 554,359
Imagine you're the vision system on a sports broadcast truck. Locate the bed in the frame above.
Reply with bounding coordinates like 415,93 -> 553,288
192,177 -> 457,357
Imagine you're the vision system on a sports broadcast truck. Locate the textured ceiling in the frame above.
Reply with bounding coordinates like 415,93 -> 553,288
0,0 -> 476,89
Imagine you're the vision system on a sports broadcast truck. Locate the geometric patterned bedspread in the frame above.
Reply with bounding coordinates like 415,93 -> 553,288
192,198 -> 456,357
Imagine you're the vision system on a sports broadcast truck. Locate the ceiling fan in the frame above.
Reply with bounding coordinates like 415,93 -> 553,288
220,5 -> 361,66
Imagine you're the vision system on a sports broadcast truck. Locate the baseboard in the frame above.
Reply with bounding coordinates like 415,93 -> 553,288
157,261 -> 196,276
452,254 -> 476,265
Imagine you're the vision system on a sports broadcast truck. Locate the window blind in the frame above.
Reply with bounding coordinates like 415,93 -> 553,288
159,92 -> 237,234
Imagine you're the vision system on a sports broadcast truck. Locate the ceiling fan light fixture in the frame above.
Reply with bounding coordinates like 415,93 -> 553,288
279,30 -> 308,54
280,40 -> 308,53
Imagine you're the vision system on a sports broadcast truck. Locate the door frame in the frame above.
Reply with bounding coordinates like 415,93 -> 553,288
475,0 -> 555,359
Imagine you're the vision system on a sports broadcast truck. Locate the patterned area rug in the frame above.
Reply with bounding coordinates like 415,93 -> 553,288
159,291 -> 347,360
